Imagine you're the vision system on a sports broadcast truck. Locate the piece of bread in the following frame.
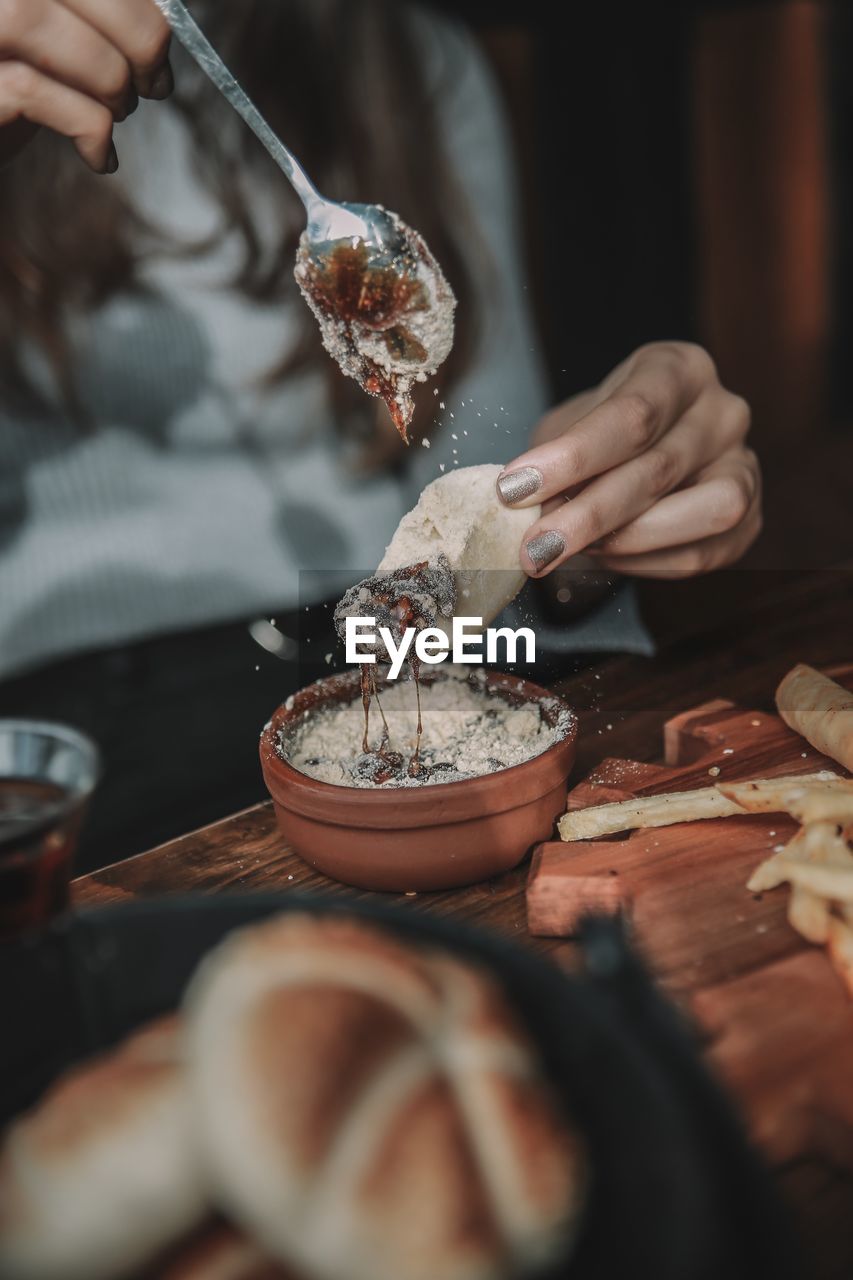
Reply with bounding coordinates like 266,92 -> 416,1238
184,913 -> 584,1280
0,1016 -> 207,1280
776,663 -> 853,773
378,464 -> 539,628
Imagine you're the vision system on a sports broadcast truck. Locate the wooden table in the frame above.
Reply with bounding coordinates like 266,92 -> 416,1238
73,567 -> 853,1278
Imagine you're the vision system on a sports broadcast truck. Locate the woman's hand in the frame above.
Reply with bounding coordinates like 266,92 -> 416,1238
0,0 -> 171,172
497,342 -> 762,578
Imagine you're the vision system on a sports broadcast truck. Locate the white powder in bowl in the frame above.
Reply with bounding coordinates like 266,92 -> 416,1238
278,667 -> 574,789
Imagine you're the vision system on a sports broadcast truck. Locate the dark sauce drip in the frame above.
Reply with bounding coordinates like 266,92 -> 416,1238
335,559 -> 456,784
352,563 -> 434,778
409,654 -> 423,777
299,242 -> 428,442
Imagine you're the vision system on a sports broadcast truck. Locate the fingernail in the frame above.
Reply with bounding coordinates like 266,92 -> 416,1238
105,142 -> 119,174
526,530 -> 566,571
147,61 -> 174,100
496,466 -> 542,506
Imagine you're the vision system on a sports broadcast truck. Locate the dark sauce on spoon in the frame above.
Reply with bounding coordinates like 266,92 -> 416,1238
299,241 -> 427,441
295,214 -> 456,444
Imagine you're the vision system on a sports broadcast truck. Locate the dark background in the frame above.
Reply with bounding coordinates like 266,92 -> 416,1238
430,0 -> 853,571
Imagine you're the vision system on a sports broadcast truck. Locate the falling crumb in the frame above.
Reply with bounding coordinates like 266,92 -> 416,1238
801,752 -> 808,758
773,844 -> 785,853
451,433 -> 458,440
421,438 -> 431,448
751,719 -> 761,726
439,400 -> 445,409
723,748 -> 734,755
287,874 -> 294,880
769,830 -> 776,837
254,665 -> 260,672
324,652 -> 333,665
708,766 -> 721,776
405,891 -> 417,897
606,723 -> 613,730
439,463 -> 446,472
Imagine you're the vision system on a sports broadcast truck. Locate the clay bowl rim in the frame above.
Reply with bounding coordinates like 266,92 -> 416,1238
260,667 -> 577,830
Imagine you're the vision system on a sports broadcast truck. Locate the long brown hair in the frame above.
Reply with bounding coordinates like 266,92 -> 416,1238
0,0 -> 480,458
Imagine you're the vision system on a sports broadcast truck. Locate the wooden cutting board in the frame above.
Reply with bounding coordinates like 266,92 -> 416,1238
527,666 -> 853,1173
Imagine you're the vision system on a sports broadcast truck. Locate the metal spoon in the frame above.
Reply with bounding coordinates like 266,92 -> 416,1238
153,0 -> 406,255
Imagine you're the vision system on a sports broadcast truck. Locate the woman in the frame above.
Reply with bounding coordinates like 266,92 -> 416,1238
0,0 -> 760,867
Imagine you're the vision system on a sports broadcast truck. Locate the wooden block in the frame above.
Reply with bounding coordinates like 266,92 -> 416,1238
527,842 -> 628,936
692,949 -> 853,1171
663,698 -> 737,765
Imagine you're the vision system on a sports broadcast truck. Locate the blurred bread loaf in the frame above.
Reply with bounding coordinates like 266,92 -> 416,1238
155,1224 -> 290,1280
379,464 -> 539,627
184,913 -> 584,1280
0,1016 -> 206,1280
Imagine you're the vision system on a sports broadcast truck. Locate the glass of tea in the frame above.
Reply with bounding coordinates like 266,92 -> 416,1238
0,721 -> 100,941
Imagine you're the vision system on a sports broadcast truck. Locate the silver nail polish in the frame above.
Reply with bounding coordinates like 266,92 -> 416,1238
526,530 -> 566,570
496,466 -> 542,506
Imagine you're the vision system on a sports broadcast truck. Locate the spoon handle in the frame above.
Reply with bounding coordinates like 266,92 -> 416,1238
153,0 -> 319,212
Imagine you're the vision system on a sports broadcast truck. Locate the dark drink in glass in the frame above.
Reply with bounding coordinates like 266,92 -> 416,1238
0,723 -> 99,940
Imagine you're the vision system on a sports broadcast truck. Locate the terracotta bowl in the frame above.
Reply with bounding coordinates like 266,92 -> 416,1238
259,669 -> 577,892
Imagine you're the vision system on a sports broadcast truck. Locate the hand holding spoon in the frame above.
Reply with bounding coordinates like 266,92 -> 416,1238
153,0 -> 456,440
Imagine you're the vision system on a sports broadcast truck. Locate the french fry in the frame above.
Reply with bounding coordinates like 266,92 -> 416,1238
788,886 -> 831,944
784,825 -> 844,944
746,825 -> 813,893
716,770 -> 845,818
776,664 -> 853,774
773,861 -> 853,902
826,915 -> 853,997
557,786 -> 744,842
558,771 -> 839,843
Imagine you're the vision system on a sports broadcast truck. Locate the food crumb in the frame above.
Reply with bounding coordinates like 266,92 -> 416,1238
708,765 -> 721,776
723,748 -> 734,755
